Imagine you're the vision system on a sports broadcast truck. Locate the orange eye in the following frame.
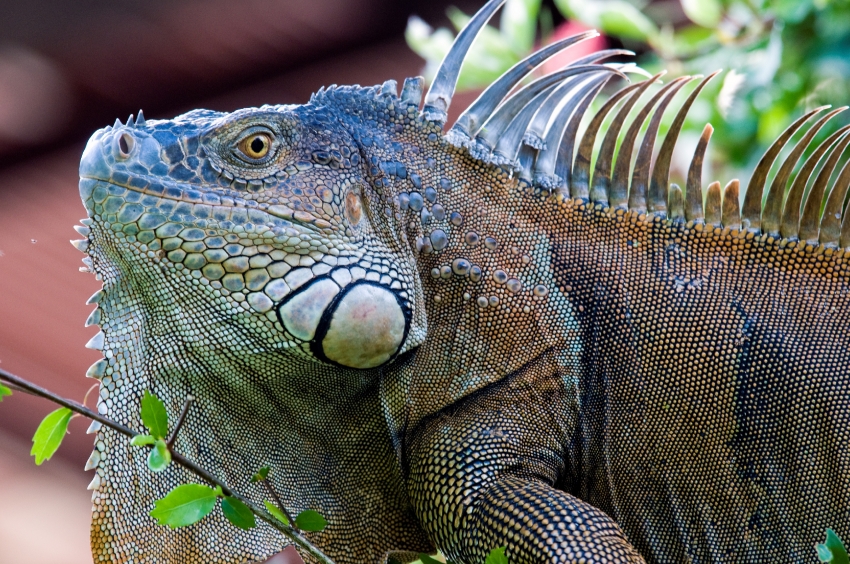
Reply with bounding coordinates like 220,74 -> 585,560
238,133 -> 272,160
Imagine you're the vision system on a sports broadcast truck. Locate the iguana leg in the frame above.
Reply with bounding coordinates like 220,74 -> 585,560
466,477 -> 641,563
406,372 -> 644,563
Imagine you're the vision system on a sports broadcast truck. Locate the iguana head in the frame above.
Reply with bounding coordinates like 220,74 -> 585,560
76,91 -> 446,561
79,103 -> 425,372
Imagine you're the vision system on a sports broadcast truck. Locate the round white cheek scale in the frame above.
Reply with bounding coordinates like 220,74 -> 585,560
321,283 -> 406,369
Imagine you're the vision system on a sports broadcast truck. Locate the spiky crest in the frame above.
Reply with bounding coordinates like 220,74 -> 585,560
392,1 -> 850,253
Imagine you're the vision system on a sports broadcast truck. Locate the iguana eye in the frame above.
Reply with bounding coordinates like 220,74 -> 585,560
237,132 -> 272,160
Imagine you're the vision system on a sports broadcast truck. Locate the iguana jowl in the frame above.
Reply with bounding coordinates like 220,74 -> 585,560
74,0 -> 850,561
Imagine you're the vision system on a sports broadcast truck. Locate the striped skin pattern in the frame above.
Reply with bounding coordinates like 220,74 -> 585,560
74,0 -> 850,562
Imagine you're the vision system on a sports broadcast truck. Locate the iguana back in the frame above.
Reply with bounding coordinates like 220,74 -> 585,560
382,87 -> 850,562
543,194 -> 850,561
74,0 -> 849,562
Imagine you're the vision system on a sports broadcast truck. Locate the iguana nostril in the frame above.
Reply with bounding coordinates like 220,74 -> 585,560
117,132 -> 134,157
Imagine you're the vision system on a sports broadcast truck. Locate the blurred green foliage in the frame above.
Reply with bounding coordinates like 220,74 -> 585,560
406,0 -> 850,188
407,0 -> 543,91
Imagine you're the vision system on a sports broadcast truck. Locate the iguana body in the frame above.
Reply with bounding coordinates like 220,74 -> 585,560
75,1 -> 850,562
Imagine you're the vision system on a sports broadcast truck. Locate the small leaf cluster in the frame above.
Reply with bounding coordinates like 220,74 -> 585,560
0,375 -> 338,562
149,478 -> 327,532
131,390 -> 172,472
14,384 -> 331,540
149,483 -> 256,530
129,394 -> 327,533
251,466 -> 328,531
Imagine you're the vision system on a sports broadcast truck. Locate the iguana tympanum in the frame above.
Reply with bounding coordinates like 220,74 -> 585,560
74,0 -> 850,562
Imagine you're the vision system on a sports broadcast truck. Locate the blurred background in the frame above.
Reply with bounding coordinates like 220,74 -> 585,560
0,0 -> 848,562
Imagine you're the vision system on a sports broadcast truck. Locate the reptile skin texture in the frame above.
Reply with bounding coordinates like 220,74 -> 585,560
73,1 -> 849,562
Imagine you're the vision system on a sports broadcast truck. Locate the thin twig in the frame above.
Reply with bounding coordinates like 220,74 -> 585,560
0,368 -> 136,436
166,395 -> 194,448
0,367 -> 334,564
261,478 -> 296,527
2,380 -> 37,396
82,383 -> 100,409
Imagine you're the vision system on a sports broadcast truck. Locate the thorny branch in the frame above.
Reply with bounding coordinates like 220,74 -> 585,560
0,367 -> 335,564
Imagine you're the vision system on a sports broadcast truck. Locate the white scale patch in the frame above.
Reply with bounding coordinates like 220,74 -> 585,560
275,269 -> 409,369
322,284 -> 406,369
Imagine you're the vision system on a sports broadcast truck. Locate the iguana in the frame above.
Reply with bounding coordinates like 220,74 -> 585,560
73,0 -> 850,561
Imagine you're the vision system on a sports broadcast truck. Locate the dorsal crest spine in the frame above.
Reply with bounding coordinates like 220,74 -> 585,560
400,0 -> 850,254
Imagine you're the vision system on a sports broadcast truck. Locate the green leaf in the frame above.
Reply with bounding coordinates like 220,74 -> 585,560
147,438 -> 172,472
418,554 -> 444,564
149,484 -> 217,528
141,390 -> 168,439
294,509 -> 327,532
250,465 -> 270,483
31,407 -> 72,465
221,496 -> 256,530
681,0 -> 722,28
817,529 -> 849,564
485,546 -> 509,564
264,500 -> 289,526
500,0 -> 542,53
130,434 -> 156,447
0,383 -> 12,402
597,2 -> 658,41
554,0 -> 658,42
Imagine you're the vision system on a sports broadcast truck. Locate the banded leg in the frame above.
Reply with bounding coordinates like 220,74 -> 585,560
406,374 -> 643,563
468,476 -> 642,563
